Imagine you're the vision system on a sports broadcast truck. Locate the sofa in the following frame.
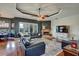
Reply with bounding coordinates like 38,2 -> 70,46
61,40 -> 70,49
0,32 -> 7,39
30,33 -> 42,39
21,38 -> 46,56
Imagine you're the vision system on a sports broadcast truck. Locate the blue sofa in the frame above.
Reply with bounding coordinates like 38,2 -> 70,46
30,33 -> 42,39
0,32 -> 7,39
7,32 -> 15,37
21,38 -> 46,56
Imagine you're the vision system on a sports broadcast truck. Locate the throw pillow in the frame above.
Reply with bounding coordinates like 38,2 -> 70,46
24,42 -> 31,48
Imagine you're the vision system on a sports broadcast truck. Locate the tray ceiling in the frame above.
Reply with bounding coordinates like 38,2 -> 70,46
0,3 -> 79,20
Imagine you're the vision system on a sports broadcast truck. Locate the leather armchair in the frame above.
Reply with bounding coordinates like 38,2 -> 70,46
21,37 -> 46,56
24,42 -> 45,56
21,37 -> 45,56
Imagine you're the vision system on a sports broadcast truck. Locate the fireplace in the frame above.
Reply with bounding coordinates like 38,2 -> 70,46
42,29 -> 53,40
42,29 -> 50,35
43,32 -> 49,35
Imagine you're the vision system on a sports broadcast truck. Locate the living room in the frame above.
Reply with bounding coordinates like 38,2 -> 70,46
0,3 -> 79,56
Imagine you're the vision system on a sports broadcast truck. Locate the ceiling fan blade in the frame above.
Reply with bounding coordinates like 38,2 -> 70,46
16,4 -> 38,17
45,9 -> 61,17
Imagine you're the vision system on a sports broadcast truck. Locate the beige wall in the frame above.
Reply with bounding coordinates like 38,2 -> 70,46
51,15 -> 79,40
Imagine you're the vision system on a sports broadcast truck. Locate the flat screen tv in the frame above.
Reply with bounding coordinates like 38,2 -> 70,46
56,25 -> 69,33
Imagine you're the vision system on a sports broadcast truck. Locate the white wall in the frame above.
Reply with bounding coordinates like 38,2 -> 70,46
51,15 -> 79,40
0,3 -> 15,18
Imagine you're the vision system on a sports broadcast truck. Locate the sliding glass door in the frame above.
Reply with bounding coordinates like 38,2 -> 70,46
19,22 -> 38,35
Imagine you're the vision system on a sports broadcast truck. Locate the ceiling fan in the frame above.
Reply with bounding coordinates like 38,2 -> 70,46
16,4 -> 61,20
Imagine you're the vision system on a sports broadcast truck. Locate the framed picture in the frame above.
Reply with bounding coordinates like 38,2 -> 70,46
56,25 -> 69,33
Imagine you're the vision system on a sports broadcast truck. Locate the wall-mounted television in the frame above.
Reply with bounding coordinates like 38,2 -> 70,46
56,25 -> 69,33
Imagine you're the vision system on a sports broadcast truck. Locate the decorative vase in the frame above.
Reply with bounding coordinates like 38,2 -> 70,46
71,40 -> 77,49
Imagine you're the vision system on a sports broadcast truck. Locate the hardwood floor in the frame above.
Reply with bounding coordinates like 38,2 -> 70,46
0,39 -> 24,56
56,51 -> 64,56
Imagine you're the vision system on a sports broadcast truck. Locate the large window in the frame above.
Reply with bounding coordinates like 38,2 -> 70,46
0,21 -> 9,28
32,23 -> 38,33
0,20 -> 15,33
19,22 -> 38,34
0,20 -> 10,33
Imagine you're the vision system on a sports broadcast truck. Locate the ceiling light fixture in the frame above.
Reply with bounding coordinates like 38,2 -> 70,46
38,8 -> 46,21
